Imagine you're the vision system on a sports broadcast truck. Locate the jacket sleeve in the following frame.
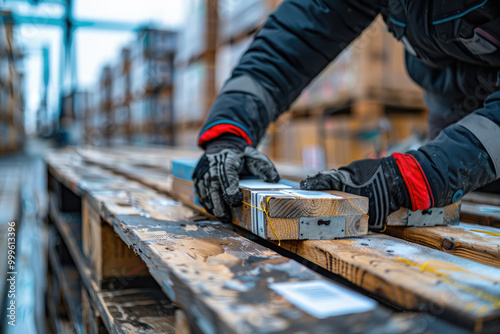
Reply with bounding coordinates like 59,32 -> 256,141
198,0 -> 381,148
410,89 -> 500,207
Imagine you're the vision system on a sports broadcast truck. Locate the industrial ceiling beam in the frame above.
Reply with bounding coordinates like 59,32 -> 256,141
1,12 -> 139,31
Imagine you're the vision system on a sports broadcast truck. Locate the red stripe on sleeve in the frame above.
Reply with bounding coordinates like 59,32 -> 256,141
392,152 -> 434,211
198,124 -> 253,147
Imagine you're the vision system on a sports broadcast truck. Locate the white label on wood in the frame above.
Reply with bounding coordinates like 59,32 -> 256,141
270,280 -> 376,318
239,180 -> 292,189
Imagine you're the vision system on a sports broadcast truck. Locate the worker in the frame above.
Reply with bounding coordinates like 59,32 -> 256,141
193,0 -> 500,230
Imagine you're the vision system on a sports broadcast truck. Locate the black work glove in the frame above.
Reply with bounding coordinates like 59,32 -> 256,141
300,157 -> 411,230
193,135 -> 280,223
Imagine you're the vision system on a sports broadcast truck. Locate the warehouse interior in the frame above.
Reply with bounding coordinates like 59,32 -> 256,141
1,0 -> 500,333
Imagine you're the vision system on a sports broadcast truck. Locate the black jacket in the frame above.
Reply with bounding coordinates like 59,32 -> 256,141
199,0 -> 500,206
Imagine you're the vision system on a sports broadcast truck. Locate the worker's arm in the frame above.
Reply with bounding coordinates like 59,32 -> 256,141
194,0 -> 380,222
302,89 -> 500,230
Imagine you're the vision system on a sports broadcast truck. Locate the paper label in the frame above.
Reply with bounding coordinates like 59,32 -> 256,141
270,280 -> 376,318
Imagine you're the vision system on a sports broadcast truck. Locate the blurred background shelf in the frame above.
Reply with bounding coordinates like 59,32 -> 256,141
0,0 -> 427,169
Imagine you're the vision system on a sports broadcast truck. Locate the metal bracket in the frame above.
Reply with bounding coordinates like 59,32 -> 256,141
299,216 -> 346,240
407,208 -> 445,227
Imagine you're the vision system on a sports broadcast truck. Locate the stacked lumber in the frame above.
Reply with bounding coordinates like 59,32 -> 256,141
266,16 -> 427,167
45,148 -> 471,333
172,0 -> 218,148
45,147 -> 500,333
83,29 -> 177,147
0,10 -> 24,155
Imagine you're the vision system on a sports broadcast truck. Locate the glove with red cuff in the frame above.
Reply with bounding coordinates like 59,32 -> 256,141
193,135 -> 280,223
300,153 -> 434,230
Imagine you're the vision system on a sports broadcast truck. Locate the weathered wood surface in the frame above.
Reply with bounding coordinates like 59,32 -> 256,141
172,176 -> 369,240
385,223 -> 500,268
387,202 -> 461,227
73,148 -> 500,330
49,189 -> 180,334
278,233 -> 500,332
84,182 -> 395,334
45,150 -> 463,334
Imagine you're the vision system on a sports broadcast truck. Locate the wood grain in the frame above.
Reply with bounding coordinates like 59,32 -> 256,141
385,223 -> 500,268
171,177 -> 368,240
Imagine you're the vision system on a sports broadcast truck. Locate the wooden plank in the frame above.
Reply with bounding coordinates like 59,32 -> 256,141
77,173 -> 406,334
175,310 -> 191,334
278,233 -> 500,332
385,222 -> 500,268
75,148 -> 499,330
82,198 -> 150,288
387,202 -> 461,227
77,164 -> 465,334
49,189 -> 178,334
50,155 -> 389,333
48,150 -> 471,333
460,202 -> 500,227
172,176 -> 369,241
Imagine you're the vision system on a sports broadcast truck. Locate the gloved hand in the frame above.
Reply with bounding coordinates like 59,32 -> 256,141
300,156 -> 412,230
193,135 -> 280,223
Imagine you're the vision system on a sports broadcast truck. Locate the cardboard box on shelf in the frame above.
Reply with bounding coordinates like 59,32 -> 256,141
134,28 -> 177,59
271,104 -> 427,168
130,55 -> 174,97
175,0 -> 217,66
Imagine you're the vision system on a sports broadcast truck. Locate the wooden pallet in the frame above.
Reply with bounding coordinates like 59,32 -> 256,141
47,169 -> 181,334
45,150 -> 466,333
71,146 -> 500,333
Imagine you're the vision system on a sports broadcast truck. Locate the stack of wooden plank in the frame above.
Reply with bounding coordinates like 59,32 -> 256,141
44,147 -> 500,333
0,10 -> 24,155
